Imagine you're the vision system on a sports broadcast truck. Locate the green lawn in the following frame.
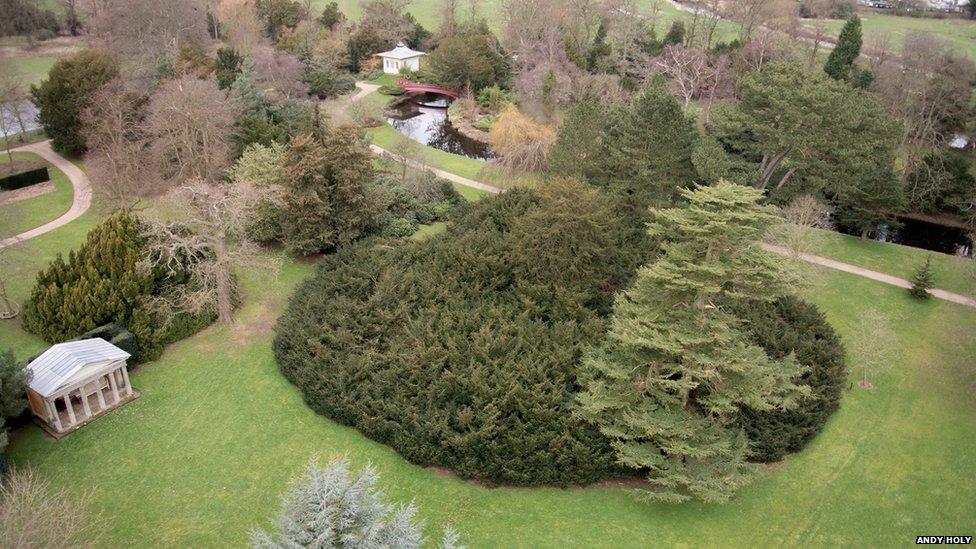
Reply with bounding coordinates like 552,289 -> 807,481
771,226 -> 975,296
0,152 -> 73,241
6,195 -> 976,546
807,11 -> 976,61
5,56 -> 58,90
314,0 -> 741,40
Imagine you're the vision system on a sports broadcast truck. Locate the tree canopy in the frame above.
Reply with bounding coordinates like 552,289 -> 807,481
576,182 -> 810,503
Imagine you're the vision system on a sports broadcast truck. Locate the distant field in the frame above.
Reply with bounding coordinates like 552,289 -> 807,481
3,56 -> 58,90
313,0 -> 741,41
807,11 -> 976,61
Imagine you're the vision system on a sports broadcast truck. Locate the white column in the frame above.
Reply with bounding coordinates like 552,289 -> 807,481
108,370 -> 120,403
80,389 -> 92,419
120,366 -> 132,396
45,398 -> 63,432
95,383 -> 106,410
63,394 -> 76,426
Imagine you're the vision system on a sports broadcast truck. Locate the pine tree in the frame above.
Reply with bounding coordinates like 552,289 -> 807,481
596,75 -> 698,211
252,459 -> 461,548
576,182 -> 810,503
547,100 -> 603,180
279,128 -> 375,254
909,257 -> 935,300
824,15 -> 862,81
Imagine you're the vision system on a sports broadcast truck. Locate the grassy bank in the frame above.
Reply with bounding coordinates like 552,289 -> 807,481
0,152 -> 73,240
771,226 -> 974,296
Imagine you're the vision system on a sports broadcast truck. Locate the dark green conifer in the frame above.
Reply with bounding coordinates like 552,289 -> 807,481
909,257 -> 935,300
824,15 -> 862,81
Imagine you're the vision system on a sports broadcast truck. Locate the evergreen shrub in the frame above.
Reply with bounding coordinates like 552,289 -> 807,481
735,296 -> 847,462
275,181 -> 643,485
21,212 -> 216,362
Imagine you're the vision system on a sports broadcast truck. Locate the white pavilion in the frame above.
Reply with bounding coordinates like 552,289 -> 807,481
376,42 -> 425,74
26,338 -> 137,437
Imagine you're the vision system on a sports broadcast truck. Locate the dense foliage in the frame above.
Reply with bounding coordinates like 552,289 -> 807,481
426,33 -> 511,92
735,296 -> 847,462
576,183 -> 809,503
824,15 -> 862,82
0,349 -> 28,466
268,129 -> 375,254
31,50 -> 119,154
275,181 -> 650,485
252,459 -> 460,549
21,212 -> 214,362
709,62 -> 902,233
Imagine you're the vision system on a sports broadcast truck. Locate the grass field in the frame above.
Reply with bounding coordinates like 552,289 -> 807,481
313,0 -> 741,40
6,181 -> 976,547
808,11 -> 976,61
0,152 -> 72,240
771,227 -> 975,296
3,56 -> 59,90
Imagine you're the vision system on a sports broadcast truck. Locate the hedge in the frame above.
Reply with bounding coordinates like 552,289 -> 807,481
735,295 -> 848,462
0,167 -> 49,191
274,182 -> 644,486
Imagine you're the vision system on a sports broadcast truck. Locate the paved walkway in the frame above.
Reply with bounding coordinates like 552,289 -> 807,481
0,139 -> 91,250
351,82 -> 975,309
762,243 -> 976,308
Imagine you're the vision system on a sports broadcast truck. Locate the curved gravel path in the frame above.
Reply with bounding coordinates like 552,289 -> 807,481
0,140 -> 91,250
762,243 -> 976,308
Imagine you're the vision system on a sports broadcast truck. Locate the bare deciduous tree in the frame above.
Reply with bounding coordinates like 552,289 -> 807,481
146,78 -> 238,183
81,79 -> 153,208
143,180 -> 279,324
360,0 -> 414,47
92,0 -> 211,83
873,33 -> 975,177
849,309 -> 900,389
216,0 -> 263,54
0,65 -> 29,161
775,194 -> 830,257
650,44 -> 713,109
0,468 -> 103,548
250,45 -> 309,99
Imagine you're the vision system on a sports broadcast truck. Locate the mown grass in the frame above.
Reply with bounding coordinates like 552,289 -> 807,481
0,152 -> 73,240
805,11 -> 976,61
770,226 -> 975,296
6,187 -> 976,547
4,56 -> 59,90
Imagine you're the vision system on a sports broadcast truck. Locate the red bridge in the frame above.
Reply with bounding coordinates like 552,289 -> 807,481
396,80 -> 459,99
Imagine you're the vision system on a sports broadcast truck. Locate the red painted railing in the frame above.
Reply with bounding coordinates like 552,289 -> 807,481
396,80 -> 459,99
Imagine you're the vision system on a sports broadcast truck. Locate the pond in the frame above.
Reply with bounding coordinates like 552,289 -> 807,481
0,100 -> 40,137
838,216 -> 973,257
387,93 -> 496,161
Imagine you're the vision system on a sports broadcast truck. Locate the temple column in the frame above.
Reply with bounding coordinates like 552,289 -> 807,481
80,389 -> 92,419
45,398 -> 63,432
120,367 -> 132,396
108,370 -> 120,403
63,393 -> 76,426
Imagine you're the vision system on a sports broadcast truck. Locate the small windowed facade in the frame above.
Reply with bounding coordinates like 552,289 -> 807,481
376,42 -> 426,75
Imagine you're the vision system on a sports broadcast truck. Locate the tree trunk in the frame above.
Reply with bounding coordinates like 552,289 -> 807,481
215,238 -> 234,324
0,277 -> 18,319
